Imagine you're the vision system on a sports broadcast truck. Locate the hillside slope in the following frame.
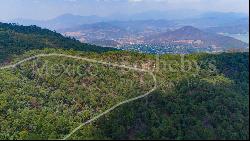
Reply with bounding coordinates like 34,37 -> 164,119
0,22 -> 116,64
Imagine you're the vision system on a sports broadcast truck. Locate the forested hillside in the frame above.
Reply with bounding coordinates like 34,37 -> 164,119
0,23 -> 249,140
0,22 -> 116,64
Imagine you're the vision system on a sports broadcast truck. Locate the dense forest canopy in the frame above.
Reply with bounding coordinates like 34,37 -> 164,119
0,23 -> 249,140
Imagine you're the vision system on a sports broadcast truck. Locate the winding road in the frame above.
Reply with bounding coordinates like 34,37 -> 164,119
0,53 -> 158,140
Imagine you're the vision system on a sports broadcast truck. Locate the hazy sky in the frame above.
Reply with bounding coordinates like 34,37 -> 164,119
0,0 -> 249,20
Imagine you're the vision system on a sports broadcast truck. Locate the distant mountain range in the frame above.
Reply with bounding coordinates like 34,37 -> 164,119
6,11 -> 249,32
9,14 -> 107,30
204,21 -> 249,34
4,11 -> 249,54
179,12 -> 249,28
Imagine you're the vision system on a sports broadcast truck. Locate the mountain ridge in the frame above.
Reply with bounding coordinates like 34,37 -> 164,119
0,22 -> 116,64
144,26 -> 249,50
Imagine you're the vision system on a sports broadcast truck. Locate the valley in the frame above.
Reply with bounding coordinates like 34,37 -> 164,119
63,25 -> 249,54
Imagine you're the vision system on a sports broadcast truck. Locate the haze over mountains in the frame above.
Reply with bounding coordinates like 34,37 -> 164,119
8,11 -> 249,31
5,11 -> 249,54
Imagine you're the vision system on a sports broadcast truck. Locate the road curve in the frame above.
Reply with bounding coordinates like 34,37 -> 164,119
0,53 -> 158,140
